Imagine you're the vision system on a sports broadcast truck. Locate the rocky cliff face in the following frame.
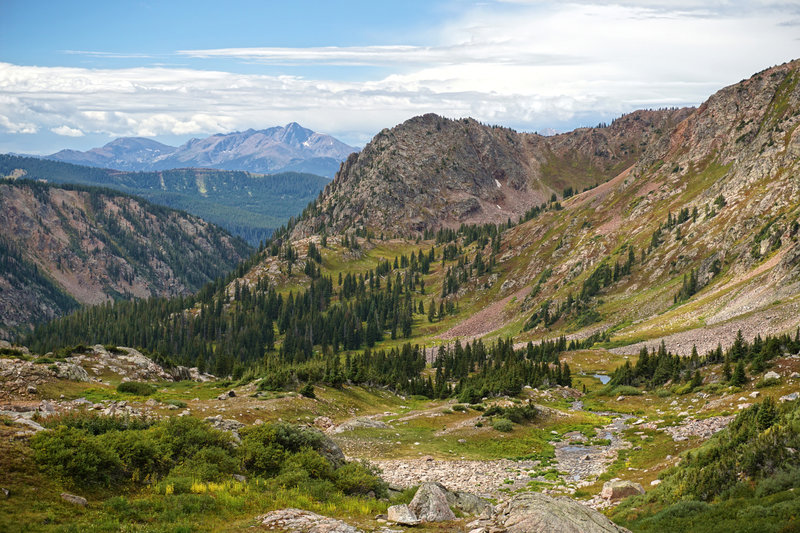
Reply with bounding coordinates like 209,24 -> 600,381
0,181 -> 252,337
293,109 -> 691,237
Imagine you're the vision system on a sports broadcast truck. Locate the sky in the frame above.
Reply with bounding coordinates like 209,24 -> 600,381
1,0 -> 799,154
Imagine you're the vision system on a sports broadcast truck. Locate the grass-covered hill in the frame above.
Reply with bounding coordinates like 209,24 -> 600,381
0,155 -> 330,245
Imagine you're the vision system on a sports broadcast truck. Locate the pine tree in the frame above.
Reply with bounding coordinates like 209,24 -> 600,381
731,360 -> 747,386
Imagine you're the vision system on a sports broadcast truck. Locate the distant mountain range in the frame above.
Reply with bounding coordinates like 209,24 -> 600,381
44,123 -> 358,178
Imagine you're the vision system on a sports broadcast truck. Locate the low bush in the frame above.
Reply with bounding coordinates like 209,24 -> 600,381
492,418 -> 514,432
117,381 -> 156,395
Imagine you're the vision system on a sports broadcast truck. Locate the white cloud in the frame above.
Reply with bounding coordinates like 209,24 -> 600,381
1,1 -> 799,150
0,114 -> 37,134
50,125 -> 84,137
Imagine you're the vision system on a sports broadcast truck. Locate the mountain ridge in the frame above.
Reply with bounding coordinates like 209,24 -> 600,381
0,179 -> 253,338
44,123 -> 358,178
292,108 -> 692,238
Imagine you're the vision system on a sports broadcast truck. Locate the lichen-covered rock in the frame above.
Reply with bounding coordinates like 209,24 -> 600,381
408,482 -> 456,522
491,492 -> 630,533
601,480 -> 645,501
258,508 -> 362,532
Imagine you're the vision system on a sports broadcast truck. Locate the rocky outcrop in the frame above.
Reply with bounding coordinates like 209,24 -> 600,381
467,492 -> 631,533
257,508 -> 362,533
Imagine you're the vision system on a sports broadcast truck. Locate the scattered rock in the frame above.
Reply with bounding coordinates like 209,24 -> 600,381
328,416 -> 388,434
780,392 -> 799,403
408,482 -> 456,522
387,504 -> 420,526
764,371 -> 781,381
650,479 -> 662,486
258,508 -> 362,532
601,480 -> 645,501
61,493 -> 87,506
26,385 -> 37,394
749,391 -> 760,398
1,487 -> 9,498
233,474 -> 247,483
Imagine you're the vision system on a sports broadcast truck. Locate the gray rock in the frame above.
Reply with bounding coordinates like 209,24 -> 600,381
233,474 -> 247,483
1,487 -> 9,498
446,490 -> 492,516
54,362 -> 90,382
780,392 -> 799,402
258,508 -> 362,532
26,385 -> 37,394
408,482 -> 456,522
387,504 -> 420,526
601,480 -> 645,501
764,371 -> 781,381
61,493 -> 87,506
493,492 -> 631,533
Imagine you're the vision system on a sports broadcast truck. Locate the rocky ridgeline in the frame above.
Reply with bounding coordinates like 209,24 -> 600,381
293,109 -> 689,237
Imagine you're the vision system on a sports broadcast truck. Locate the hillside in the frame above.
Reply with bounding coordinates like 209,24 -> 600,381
45,123 -> 358,178
0,180 -> 252,338
292,108 -> 691,237
0,155 -> 329,245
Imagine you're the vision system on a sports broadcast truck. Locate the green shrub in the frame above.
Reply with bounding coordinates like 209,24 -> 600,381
171,446 -> 239,482
117,381 -> 156,396
283,447 -> 334,480
492,418 -> 514,432
333,461 -> 386,497
99,429 -> 169,481
31,426 -> 123,487
452,404 -> 468,412
42,411 -> 153,435
152,417 -> 234,463
165,399 -> 187,408
755,377 -> 781,388
300,383 -> 316,398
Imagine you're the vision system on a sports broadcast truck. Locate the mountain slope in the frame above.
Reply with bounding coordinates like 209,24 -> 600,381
0,155 -> 329,245
293,109 -> 691,237
0,179 -> 252,338
44,123 -> 357,178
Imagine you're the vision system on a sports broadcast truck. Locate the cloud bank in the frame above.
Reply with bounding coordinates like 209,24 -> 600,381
1,1 -> 798,148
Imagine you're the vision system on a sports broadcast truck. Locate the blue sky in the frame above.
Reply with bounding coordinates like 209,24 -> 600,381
1,0 -> 799,154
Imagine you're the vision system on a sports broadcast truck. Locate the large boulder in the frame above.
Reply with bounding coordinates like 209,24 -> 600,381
408,482 -> 456,522
258,508 -> 362,532
387,504 -> 420,526
484,492 -> 630,533
601,480 -> 645,501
